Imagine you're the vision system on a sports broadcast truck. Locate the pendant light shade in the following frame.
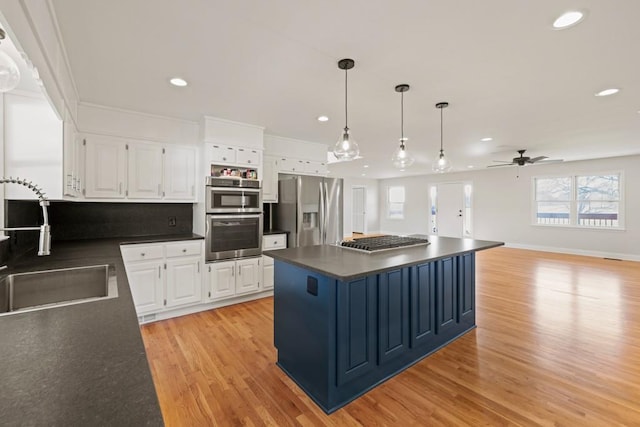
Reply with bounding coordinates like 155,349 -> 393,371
391,84 -> 414,169
0,29 -> 20,93
333,58 -> 359,161
432,102 -> 452,173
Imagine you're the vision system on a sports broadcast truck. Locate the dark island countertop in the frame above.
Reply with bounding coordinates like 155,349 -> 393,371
267,235 -> 503,281
0,233 -> 202,426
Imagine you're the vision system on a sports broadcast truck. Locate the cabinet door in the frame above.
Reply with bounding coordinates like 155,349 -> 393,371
235,258 -> 261,294
303,160 -> 328,176
208,260 -> 236,300
278,157 -> 302,173
126,260 -> 164,314
262,255 -> 274,290
436,257 -> 458,334
262,156 -> 278,203
166,256 -> 202,307
210,144 -> 236,164
378,268 -> 410,364
458,253 -> 475,328
236,147 -> 260,166
85,135 -> 127,198
74,136 -> 86,197
128,142 -> 163,199
164,146 -> 196,200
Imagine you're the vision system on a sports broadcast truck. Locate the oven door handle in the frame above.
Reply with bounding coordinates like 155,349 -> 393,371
207,214 -> 262,220
207,187 -> 261,194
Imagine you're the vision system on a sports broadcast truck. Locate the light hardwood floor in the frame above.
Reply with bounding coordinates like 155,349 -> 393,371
141,247 -> 640,426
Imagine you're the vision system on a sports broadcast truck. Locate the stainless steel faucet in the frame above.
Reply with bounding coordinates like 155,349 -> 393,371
0,177 -> 51,256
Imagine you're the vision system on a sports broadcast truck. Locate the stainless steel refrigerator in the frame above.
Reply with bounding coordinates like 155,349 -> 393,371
275,174 -> 343,248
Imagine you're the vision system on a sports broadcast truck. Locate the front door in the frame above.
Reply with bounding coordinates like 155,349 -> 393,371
437,183 -> 464,238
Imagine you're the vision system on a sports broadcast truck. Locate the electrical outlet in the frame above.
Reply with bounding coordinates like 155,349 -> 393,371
168,216 -> 177,227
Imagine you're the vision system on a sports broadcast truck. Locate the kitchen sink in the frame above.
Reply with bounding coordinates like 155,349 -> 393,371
0,264 -> 118,315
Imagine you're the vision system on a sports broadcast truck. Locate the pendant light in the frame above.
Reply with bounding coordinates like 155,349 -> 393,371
333,58 -> 359,161
391,84 -> 414,169
432,102 -> 452,173
0,28 -> 20,93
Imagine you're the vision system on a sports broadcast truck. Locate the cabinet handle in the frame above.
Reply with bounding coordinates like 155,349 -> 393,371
247,160 -> 252,164
182,248 -> 187,253
119,183 -> 123,194
232,267 -> 235,277
238,267 -> 241,276
158,265 -> 161,278
208,265 -> 211,272
141,253 -> 145,257
158,184 -> 162,196
197,261 -> 200,273
222,157 -> 227,161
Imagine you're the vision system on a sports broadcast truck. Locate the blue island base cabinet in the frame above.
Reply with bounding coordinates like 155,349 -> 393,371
273,252 -> 476,414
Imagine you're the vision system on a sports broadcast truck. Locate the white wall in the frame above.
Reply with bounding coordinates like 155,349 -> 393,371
343,177 -> 379,237
378,155 -> 640,260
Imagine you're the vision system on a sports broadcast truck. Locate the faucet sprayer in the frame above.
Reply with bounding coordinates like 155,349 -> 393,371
0,177 -> 51,256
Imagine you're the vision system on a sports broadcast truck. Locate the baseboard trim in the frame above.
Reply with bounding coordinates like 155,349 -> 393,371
504,242 -> 640,262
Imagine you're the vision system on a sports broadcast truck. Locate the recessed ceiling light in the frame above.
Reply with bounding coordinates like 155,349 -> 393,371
363,165 -> 369,168
361,173 -> 366,176
467,165 -> 475,169
480,137 -> 493,142
317,115 -> 329,122
169,77 -> 188,87
595,88 -> 619,97
400,169 -> 405,172
553,11 -> 585,29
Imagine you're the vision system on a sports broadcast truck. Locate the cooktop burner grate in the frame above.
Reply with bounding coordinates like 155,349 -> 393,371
340,235 -> 430,253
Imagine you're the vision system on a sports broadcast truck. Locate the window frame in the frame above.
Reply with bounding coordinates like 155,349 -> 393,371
532,171 -> 624,230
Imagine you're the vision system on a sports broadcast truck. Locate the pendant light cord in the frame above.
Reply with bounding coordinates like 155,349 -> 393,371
400,91 -> 404,143
440,105 -> 444,152
344,67 -> 348,130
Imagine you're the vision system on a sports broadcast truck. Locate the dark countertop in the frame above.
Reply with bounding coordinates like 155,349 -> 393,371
263,229 -> 289,235
0,233 -> 197,426
267,235 -> 504,281
120,233 -> 203,245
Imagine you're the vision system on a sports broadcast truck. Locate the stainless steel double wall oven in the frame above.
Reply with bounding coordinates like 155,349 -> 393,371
205,177 -> 262,261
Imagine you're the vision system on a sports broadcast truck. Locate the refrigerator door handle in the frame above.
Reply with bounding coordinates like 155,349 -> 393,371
319,180 -> 326,244
323,181 -> 329,244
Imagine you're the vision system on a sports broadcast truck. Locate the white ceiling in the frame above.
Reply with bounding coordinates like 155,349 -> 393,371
49,0 -> 640,179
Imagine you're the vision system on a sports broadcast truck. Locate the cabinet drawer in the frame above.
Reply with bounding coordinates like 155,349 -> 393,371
121,244 -> 164,262
263,234 -> 286,251
165,241 -> 202,258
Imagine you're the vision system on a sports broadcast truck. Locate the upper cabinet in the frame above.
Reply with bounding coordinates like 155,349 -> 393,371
164,146 -> 196,200
84,134 -> 197,202
84,135 -> 128,198
264,135 -> 329,178
128,142 -> 164,199
262,156 -> 278,203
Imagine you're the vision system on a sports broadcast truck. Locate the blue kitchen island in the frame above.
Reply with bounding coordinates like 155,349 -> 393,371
268,236 -> 503,413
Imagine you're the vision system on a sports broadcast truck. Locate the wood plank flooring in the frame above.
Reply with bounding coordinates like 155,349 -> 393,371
141,247 -> 640,426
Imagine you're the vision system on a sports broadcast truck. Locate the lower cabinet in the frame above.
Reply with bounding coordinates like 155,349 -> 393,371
262,233 -> 287,290
121,240 -> 203,315
206,256 -> 262,301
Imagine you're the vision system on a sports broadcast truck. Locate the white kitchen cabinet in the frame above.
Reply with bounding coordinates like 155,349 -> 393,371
164,146 -> 196,200
121,240 -> 204,316
206,257 -> 262,301
278,157 -> 304,173
84,134 -> 196,201
207,260 -> 236,300
166,256 -> 202,307
262,156 -> 278,203
262,234 -> 287,290
127,142 -> 164,199
85,135 -> 127,198
126,260 -> 165,314
236,147 -> 260,166
210,144 -> 237,164
303,160 -> 328,175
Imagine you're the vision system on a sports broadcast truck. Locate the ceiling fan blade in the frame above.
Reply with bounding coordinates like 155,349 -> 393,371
529,156 -> 548,163
536,158 -> 564,164
487,163 -> 515,168
491,160 -> 514,163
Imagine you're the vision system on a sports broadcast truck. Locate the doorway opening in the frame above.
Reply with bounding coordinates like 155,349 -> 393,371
351,186 -> 366,235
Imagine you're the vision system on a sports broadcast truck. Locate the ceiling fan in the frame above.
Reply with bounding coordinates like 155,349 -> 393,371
488,149 -> 562,167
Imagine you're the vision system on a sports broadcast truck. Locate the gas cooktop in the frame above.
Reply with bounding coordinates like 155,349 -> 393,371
339,235 -> 430,253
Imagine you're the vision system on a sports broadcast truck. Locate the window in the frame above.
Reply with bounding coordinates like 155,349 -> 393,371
534,173 -> 622,228
387,186 -> 405,219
